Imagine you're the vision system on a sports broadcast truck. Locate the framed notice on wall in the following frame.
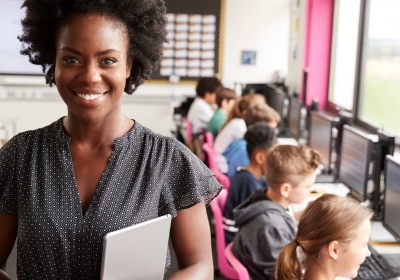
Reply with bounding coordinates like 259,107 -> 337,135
150,0 -> 224,82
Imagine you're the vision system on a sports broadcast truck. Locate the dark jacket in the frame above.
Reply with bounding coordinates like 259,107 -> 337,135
232,188 -> 296,280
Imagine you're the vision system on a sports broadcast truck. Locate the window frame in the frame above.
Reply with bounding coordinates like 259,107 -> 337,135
328,0 -> 400,146
353,0 -> 400,145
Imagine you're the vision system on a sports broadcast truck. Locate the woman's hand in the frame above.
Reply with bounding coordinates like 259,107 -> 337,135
168,199 -> 213,280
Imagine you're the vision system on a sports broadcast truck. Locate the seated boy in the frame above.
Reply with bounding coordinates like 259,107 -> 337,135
232,145 -> 322,280
223,103 -> 281,179
206,87 -> 237,139
223,122 -> 277,244
187,77 -> 222,134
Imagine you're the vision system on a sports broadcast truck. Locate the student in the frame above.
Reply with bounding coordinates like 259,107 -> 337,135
232,145 -> 322,280
223,103 -> 281,179
223,122 -> 277,244
214,93 -> 265,174
0,0 -> 221,279
187,77 -> 222,134
276,194 -> 372,280
206,87 -> 237,139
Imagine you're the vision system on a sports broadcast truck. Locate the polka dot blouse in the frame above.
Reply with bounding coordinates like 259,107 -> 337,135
0,118 -> 222,279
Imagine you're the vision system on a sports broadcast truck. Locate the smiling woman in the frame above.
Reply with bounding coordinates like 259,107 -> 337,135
0,1 -> 221,279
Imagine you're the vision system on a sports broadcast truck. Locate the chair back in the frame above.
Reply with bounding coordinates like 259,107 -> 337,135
225,242 -> 250,280
202,143 -> 230,189
184,120 -> 193,143
210,189 -> 239,279
203,131 -> 214,147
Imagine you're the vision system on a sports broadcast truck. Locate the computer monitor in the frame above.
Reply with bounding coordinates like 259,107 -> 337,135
308,111 -> 339,172
242,83 -> 287,118
266,87 -> 286,119
377,130 -> 395,173
287,97 -> 302,140
338,125 -> 373,202
383,155 -> 400,242
242,84 -> 267,96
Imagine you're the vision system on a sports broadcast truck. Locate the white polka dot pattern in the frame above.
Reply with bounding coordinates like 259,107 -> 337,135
0,118 -> 222,279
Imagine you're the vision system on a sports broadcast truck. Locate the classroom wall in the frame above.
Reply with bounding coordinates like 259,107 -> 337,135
0,1 -> 291,136
222,0 -> 291,87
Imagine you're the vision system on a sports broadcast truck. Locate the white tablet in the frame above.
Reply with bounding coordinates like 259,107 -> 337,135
100,214 -> 172,280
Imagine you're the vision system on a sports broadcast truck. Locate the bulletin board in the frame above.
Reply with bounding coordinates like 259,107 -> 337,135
150,0 -> 225,82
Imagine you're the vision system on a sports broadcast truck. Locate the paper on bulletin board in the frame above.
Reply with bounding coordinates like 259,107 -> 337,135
189,14 -> 202,24
176,14 -> 189,23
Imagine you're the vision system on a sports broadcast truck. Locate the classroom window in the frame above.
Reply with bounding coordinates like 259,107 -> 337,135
357,0 -> 400,135
328,0 -> 361,110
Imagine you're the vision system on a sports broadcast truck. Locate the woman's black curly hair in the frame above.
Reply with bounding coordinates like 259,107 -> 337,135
18,0 -> 168,94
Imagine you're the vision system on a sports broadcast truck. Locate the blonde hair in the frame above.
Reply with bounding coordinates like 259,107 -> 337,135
244,104 -> 281,127
276,194 -> 373,280
220,93 -> 265,131
265,145 -> 322,189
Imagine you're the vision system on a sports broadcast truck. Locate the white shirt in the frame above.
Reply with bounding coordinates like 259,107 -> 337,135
214,118 -> 247,173
187,98 -> 214,134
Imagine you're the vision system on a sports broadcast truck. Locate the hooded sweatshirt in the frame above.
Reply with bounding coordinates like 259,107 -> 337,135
232,187 -> 296,280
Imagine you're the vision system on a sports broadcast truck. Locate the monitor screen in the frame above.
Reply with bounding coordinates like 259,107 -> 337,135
265,88 -> 285,118
288,97 -> 302,139
309,112 -> 332,171
338,125 -> 372,202
242,84 -> 266,95
0,0 -> 43,75
383,155 -> 400,242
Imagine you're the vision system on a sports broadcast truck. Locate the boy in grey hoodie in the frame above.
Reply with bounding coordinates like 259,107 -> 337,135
232,145 -> 322,280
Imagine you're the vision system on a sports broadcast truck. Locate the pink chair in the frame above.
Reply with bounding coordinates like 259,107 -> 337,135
184,119 -> 192,144
210,189 -> 241,279
202,142 -> 230,189
203,131 -> 214,147
225,242 -> 250,280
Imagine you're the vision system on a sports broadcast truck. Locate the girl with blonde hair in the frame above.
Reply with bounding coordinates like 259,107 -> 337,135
276,194 -> 372,280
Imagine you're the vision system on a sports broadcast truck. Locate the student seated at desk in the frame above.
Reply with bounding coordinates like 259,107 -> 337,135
214,93 -> 265,174
276,194 -> 372,280
206,87 -> 237,139
223,103 -> 281,179
187,77 -> 222,134
232,145 -> 322,280
223,122 -> 277,245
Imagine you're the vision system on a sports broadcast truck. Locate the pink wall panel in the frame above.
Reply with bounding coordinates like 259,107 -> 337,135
301,0 -> 334,110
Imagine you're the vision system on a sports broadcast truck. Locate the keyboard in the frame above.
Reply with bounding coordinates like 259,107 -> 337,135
356,244 -> 399,280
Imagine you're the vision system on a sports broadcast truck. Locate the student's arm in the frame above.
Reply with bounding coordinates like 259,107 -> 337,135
168,200 -> 213,280
0,214 -> 17,279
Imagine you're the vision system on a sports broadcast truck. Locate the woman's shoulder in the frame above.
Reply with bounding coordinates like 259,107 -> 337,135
4,118 -> 63,149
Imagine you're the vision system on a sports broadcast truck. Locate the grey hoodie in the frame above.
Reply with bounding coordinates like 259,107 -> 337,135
232,187 -> 296,280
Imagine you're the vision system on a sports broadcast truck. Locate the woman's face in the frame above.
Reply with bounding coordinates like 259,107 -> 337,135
336,218 -> 371,278
54,14 -> 132,123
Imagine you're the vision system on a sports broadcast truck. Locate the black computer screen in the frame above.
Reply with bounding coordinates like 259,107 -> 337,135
383,156 -> 400,242
242,84 -> 266,95
309,112 -> 332,171
266,88 -> 286,118
338,125 -> 372,202
288,97 -> 302,139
